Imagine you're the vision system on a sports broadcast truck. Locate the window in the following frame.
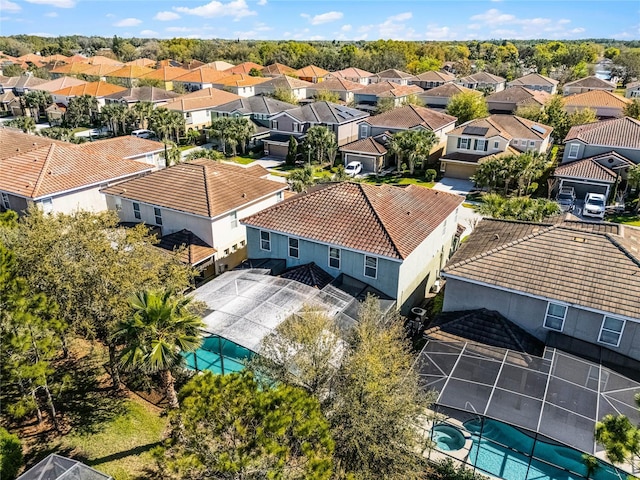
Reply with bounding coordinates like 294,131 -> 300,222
230,211 -> 238,229
493,141 -> 499,149
598,316 -> 625,347
520,139 -> 527,146
568,143 -> 580,159
145,153 -> 153,163
260,230 -> 271,251
224,248 -> 230,255
272,120 -> 278,130
442,218 -> 448,238
133,202 -> 141,220
544,302 -> 567,331
232,244 -> 238,252
154,207 -> 162,225
359,124 -> 370,138
329,247 -> 340,269
458,138 -> 470,150
529,140 -> 535,147
276,191 -> 283,201
288,237 -> 299,258
1,193 -> 10,210
474,139 -> 487,151
240,240 -> 246,247
364,255 -> 377,278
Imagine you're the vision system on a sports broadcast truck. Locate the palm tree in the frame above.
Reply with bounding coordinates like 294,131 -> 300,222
405,129 -> 437,174
132,101 -> 155,130
113,290 -> 204,409
8,116 -> 36,133
101,103 -> 127,136
209,117 -> 231,154
236,118 -> 256,155
23,90 -> 52,120
287,165 -> 315,193
629,163 -> 640,213
304,125 -> 336,164
149,108 -> 173,141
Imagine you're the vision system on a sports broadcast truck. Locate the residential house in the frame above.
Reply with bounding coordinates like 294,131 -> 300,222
352,81 -> 423,112
44,102 -> 66,125
181,59 -> 206,70
106,65 -> 155,88
262,101 -> 369,158
625,81 -> 640,98
49,62 -> 94,79
81,135 -> 167,170
562,116 -> 640,164
457,72 -> 506,93
172,67 -> 232,92
563,76 -> 616,96
419,83 -> 480,109
0,128 -> 153,215
80,63 -> 122,81
87,55 -> 122,66
202,60 -> 235,71
50,81 -> 127,110
101,160 -> 287,277
241,182 -> 465,313
485,86 -> 551,114
212,74 -> 269,98
562,90 -> 631,119
103,86 -> 180,107
442,218 -> 640,364
339,136 -> 388,173
306,77 -> 363,103
440,114 -> 553,179
6,74 -> 48,95
368,69 -> 414,86
163,88 -> 242,131
410,70 -> 456,90
253,75 -> 313,101
261,63 -> 297,77
33,76 -> 87,94
139,66 -> 190,91
294,65 -> 329,83
507,73 -> 558,94
125,58 -> 157,67
0,90 -> 16,114
328,67 -> 373,85
225,62 -> 264,75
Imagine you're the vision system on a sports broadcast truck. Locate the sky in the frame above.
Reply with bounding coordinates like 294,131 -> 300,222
0,0 -> 638,41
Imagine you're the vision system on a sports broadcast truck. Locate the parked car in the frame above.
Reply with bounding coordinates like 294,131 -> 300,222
583,193 -> 606,219
131,129 -> 155,139
556,187 -> 576,212
345,161 -> 363,177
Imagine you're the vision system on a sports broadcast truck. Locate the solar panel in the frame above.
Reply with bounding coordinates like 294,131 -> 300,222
462,126 -> 489,136
531,125 -> 547,135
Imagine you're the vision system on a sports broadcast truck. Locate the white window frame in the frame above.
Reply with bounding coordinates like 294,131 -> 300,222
493,141 -> 499,149
1,192 -> 10,210
276,191 -> 283,201
260,230 -> 271,251
529,140 -> 535,147
459,138 -> 470,149
133,202 -> 141,220
41,197 -> 53,214
567,143 -> 580,159
359,124 -> 370,138
154,207 -> 162,226
520,139 -> 527,146
328,247 -> 340,269
475,139 -> 487,151
598,316 -> 626,347
364,255 -> 378,279
288,237 -> 299,258
272,120 -> 278,130
230,211 -> 238,229
543,302 -> 567,331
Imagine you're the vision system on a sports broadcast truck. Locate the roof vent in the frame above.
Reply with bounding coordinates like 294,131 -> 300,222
242,193 -> 246,198
493,234 -> 500,240
573,237 -> 586,243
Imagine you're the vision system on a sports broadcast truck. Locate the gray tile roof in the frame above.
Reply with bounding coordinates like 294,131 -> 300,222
211,96 -> 297,115
554,157 -> 617,182
564,116 -> 640,149
279,101 -> 368,125
564,75 -> 616,89
102,86 -> 180,103
507,73 -> 558,87
363,104 -> 456,131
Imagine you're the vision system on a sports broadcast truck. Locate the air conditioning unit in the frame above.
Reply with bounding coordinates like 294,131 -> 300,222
431,280 -> 442,293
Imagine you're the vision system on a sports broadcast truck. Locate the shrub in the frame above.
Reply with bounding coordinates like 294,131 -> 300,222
0,428 -> 23,480
425,169 -> 437,182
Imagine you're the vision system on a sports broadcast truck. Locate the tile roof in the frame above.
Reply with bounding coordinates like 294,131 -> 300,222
449,114 -> 553,140
125,58 -> 157,67
262,63 -> 296,76
101,160 -> 285,218
370,68 -> 414,80
363,104 -> 456,131
182,59 -> 206,69
214,73 -> 269,87
173,67 -> 231,84
52,81 -> 127,97
277,101 -> 369,124
307,77 -> 363,92
355,81 -> 423,97
444,219 -> 640,319
157,229 -> 216,265
329,67 -> 373,79
66,54 -> 90,63
486,86 -> 550,106
412,70 -> 456,82
255,75 -> 314,90
81,63 -> 122,77
211,96 -> 297,115
564,76 -> 616,89
49,62 -> 93,75
563,90 -> 630,110
88,55 -> 123,66
340,137 -> 387,155
295,65 -> 330,78
280,262 -> 335,289
11,75 -> 48,89
0,128 -> 152,199
102,86 -> 180,103
554,157 -> 617,182
564,116 -> 640,148
507,73 -> 558,87
242,182 -> 464,260
202,61 -> 235,71
141,66 -> 190,81
458,72 -> 506,84
107,65 -> 156,79
34,76 -> 87,93
81,136 -> 165,158
164,88 -> 241,112
225,62 -> 264,75
420,83 -> 478,98
626,81 -> 640,90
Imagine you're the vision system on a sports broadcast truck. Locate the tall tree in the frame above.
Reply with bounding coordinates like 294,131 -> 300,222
474,194 -> 561,222
446,91 -> 488,125
23,90 -> 52,120
286,135 -> 299,166
6,116 -> 36,133
628,163 -> 640,213
304,126 -> 336,164
287,165 -> 315,193
624,99 -> 640,120
388,129 -> 438,175
132,101 -> 155,130
65,94 -> 98,128
595,394 -> 640,472
113,290 -> 204,409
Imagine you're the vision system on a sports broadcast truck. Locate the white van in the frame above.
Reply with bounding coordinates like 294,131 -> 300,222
131,129 -> 155,139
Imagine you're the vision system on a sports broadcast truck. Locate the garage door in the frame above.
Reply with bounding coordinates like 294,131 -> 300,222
560,181 -> 609,200
345,154 -> 377,173
442,162 -> 477,180
264,143 -> 288,159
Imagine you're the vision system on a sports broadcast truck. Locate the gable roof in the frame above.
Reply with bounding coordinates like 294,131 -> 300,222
52,81 -> 127,97
81,63 -> 122,77
307,77 -> 363,92
262,63 -> 296,76
81,136 -> 165,158
214,73 -> 269,87
203,60 -> 235,71
242,182 -> 464,260
449,114 -> 553,140
412,70 -> 456,82
554,156 -> 618,182
564,75 -> 616,89
101,160 -> 285,218
125,58 -> 157,67
329,67 -> 373,79
275,101 -> 368,124
141,66 -> 190,81
562,90 -> 630,109
458,72 -> 506,84
164,88 -> 241,112
340,136 -> 387,155
225,62 -> 264,75
295,65 -> 330,78
88,55 -> 123,66
370,68 -> 414,80
256,75 -> 314,90
280,262 -> 335,289
102,86 -> 180,103
355,81 -> 423,97
0,128 -> 152,199
420,83 -> 478,98
107,65 -> 155,79
444,219 -> 640,320
172,67 -> 229,84
507,73 -> 558,87
49,62 -> 93,76
363,104 -> 456,131
486,86 -> 550,106
564,116 -> 640,148
211,96 -> 297,115
10,74 -> 48,89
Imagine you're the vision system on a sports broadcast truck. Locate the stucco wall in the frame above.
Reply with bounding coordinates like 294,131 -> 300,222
562,143 -> 640,164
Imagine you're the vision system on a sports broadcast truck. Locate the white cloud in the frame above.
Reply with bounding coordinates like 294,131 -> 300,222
341,24 -> 351,32
378,12 -> 416,39
154,11 -> 180,21
114,17 -> 142,27
105,13 -> 115,18
44,11 -> 58,17
308,11 -> 343,25
570,27 -> 585,34
174,0 -> 256,20
28,32 -> 55,37
469,8 -> 590,39
309,35 -> 324,40
1,0 -> 21,13
24,0 -> 75,7
257,0 -> 267,5
165,26 -> 193,33
140,29 -> 159,36
254,22 -> 271,31
424,24 -> 454,40
387,12 -> 412,22
470,9 -> 515,25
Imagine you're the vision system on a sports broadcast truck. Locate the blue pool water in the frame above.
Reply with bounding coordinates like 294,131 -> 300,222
432,424 -> 466,451
184,336 -> 253,375
463,419 -> 626,480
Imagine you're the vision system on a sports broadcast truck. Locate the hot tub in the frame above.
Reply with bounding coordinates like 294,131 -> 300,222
432,424 -> 466,452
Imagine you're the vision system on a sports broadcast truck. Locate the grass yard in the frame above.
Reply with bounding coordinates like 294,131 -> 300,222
361,175 -> 435,188
227,155 -> 256,165
606,213 -> 640,226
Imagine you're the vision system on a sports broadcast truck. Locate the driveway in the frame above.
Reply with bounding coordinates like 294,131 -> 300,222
432,178 -> 474,197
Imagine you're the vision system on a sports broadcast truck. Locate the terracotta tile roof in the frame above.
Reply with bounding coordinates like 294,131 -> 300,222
66,54 -> 90,63
444,219 -> 640,319
507,73 -> 558,87
449,114 -> 552,140
420,83 -> 478,98
125,58 -> 157,67
242,182 -> 464,260
412,70 -> 456,82
280,262 -> 335,289
81,63 -> 122,77
262,63 -> 296,76
164,88 -> 241,112
564,116 -> 640,148
278,101 -> 368,125
355,81 -> 423,97
0,128 -> 152,199
183,59 -> 206,70
140,66 -> 190,81
157,229 -> 216,265
563,90 -> 630,109
49,62 -> 93,75
363,104 -> 456,131
203,61 -> 235,71
102,86 -> 180,103
295,65 -> 330,78
214,74 -> 269,87
329,67 -> 373,79
107,65 -> 156,79
211,96 -> 297,115
225,62 -> 264,75
486,86 -> 550,106
35,76 -> 87,92
554,157 -> 617,182
340,137 -> 387,155
370,68 -> 414,80
256,75 -> 313,90
88,55 -> 123,66
308,77 -> 363,92
458,72 -> 506,84
52,81 -> 127,98
81,136 -> 165,158
564,76 -> 616,89
101,159 -> 285,218
173,67 -> 229,84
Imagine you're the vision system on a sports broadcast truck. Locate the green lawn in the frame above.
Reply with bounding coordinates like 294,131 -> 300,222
227,156 -> 256,165
606,213 -> 640,226
70,127 -> 90,134
361,175 -> 435,188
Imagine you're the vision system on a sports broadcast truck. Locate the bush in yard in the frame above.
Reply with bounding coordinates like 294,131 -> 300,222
0,427 -> 23,480
425,169 -> 437,182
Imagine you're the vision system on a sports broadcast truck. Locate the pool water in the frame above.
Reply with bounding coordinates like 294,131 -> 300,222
184,336 -> 253,375
432,424 -> 466,451
463,419 -> 626,480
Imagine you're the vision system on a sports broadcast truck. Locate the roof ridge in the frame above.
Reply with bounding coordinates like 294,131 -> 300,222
199,162 -> 214,217
32,143 -> 57,197
605,231 -> 640,267
358,183 -> 405,260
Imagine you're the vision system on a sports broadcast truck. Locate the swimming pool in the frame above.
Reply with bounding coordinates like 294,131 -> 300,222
462,418 -> 626,480
184,335 -> 253,375
432,424 -> 466,451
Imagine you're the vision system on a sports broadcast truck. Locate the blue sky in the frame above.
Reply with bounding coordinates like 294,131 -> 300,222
0,0 -> 638,41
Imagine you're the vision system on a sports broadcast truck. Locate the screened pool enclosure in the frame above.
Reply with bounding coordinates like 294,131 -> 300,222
16,454 -> 112,480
